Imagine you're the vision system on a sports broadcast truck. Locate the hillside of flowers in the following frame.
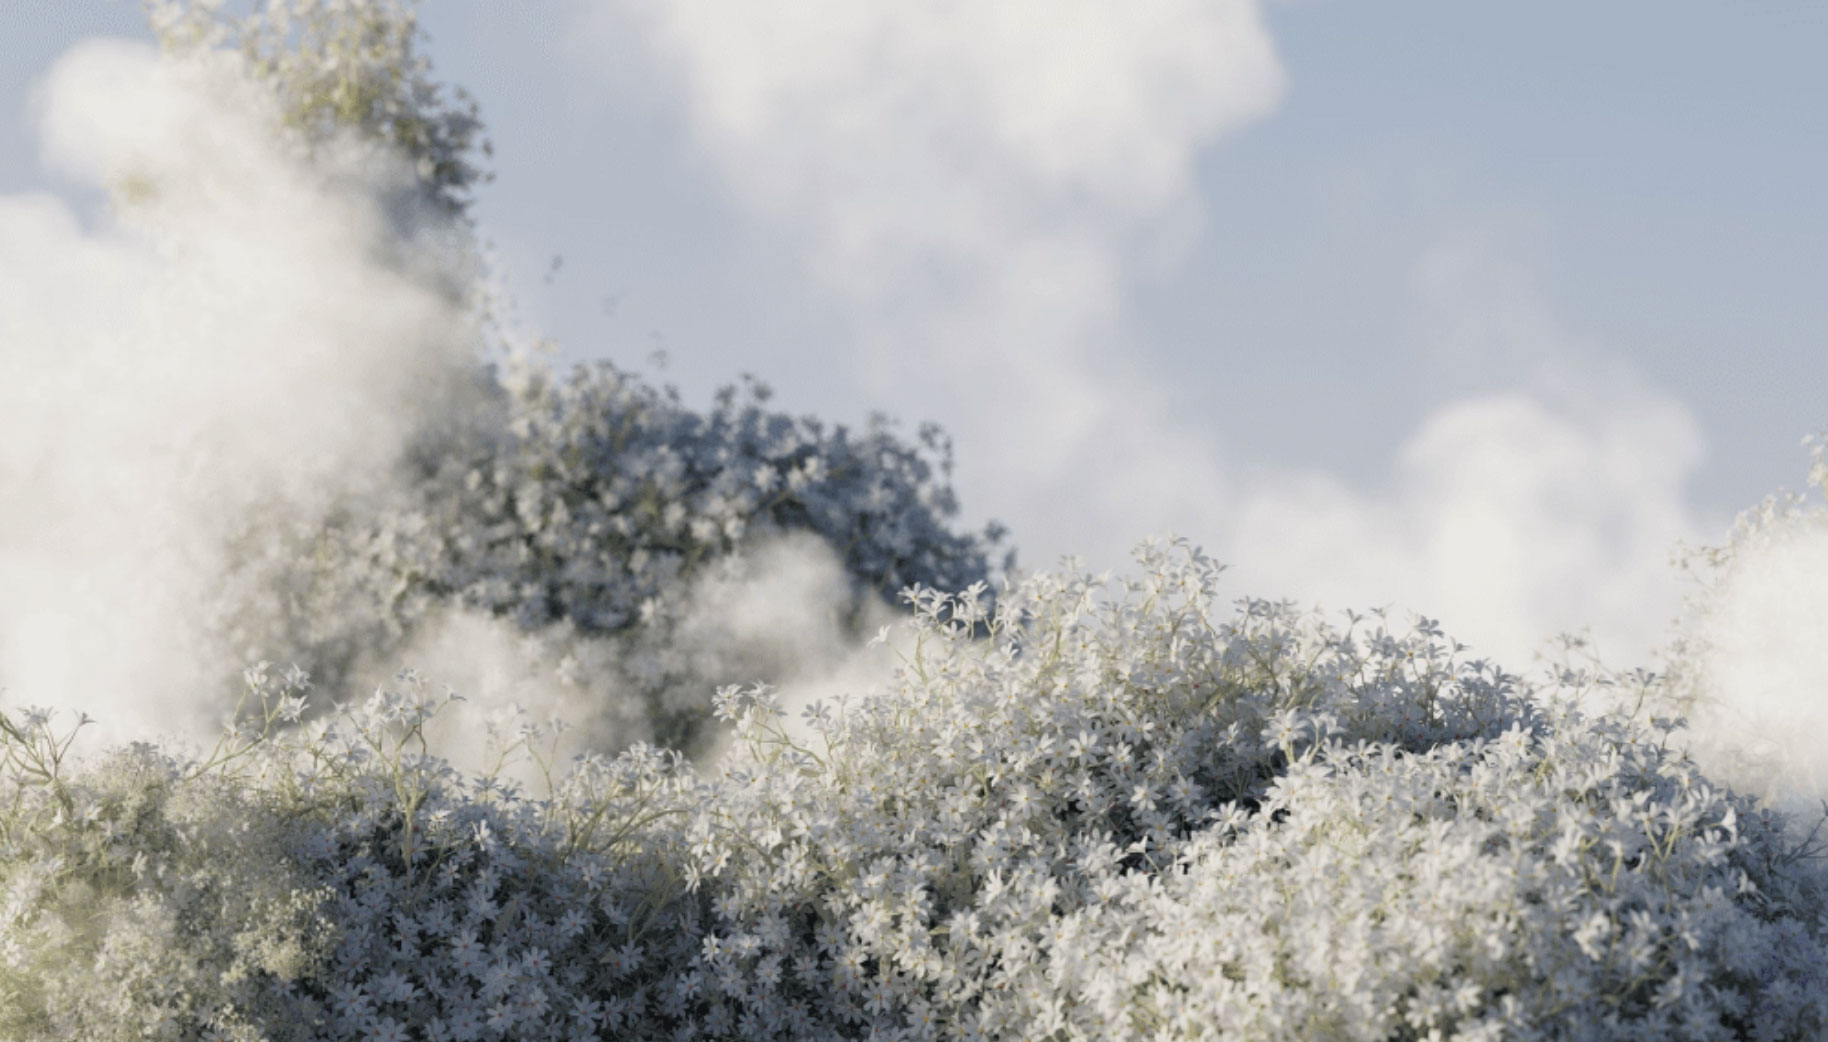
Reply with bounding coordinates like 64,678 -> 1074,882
6,538 -> 1828,1041
4,2 -> 1828,1041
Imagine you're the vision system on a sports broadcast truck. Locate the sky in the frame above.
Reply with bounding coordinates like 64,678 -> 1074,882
5,0 -> 1826,683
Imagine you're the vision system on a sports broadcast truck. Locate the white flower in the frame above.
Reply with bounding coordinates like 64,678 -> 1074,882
484,1001 -> 516,1033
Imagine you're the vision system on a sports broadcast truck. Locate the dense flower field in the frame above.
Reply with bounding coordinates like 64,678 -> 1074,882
5,540 -> 1828,1041
4,2 -> 1828,1039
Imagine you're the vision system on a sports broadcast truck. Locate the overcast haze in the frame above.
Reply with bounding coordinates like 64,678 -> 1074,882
5,0 -> 1826,677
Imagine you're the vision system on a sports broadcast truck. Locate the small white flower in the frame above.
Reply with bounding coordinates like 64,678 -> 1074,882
557,907 -> 588,938
365,1016 -> 410,1042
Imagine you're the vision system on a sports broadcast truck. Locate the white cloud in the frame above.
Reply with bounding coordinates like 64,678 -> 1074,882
1223,381 -> 1714,669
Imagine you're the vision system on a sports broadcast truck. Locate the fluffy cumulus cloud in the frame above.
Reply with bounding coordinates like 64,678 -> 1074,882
1220,228 -> 1719,669
0,39 -> 484,757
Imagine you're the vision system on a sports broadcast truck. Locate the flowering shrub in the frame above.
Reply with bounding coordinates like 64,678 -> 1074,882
141,0 -> 1010,757
217,355 -> 1011,753
1058,728 -> 1827,1041
6,540 -> 1826,1040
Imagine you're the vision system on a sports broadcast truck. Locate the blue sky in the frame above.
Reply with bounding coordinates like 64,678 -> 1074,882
6,0 -> 1826,673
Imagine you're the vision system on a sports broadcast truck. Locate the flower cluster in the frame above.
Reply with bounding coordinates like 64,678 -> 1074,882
8,539 -> 1824,1040
1055,724 -> 1826,1041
